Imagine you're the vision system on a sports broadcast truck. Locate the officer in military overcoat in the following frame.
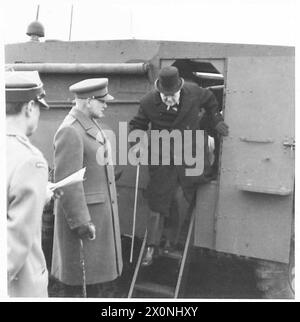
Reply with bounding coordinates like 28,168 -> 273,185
129,66 -> 229,265
51,78 -> 123,297
6,71 -> 50,297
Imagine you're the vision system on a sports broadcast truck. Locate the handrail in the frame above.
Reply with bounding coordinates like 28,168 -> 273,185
5,62 -> 150,74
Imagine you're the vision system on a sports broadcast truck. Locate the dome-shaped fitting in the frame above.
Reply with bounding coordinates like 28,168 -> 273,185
26,21 -> 45,37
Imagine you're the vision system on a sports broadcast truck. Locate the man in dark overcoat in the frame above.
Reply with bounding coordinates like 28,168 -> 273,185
51,78 -> 123,297
129,66 -> 229,265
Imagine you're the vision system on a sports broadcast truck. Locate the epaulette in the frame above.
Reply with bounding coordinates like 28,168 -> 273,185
15,135 -> 44,159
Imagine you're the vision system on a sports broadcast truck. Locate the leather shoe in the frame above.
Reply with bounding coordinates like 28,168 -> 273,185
163,240 -> 175,255
141,246 -> 155,266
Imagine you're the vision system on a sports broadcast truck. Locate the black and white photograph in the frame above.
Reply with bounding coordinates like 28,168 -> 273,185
0,0 -> 297,303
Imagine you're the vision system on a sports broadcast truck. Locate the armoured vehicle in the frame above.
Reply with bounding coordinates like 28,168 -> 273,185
5,29 -> 295,299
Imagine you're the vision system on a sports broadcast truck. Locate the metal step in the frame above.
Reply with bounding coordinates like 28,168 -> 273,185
134,282 -> 174,298
160,249 -> 183,261
128,205 -> 196,299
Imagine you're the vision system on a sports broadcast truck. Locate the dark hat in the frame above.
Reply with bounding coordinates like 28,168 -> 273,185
5,71 -> 49,109
69,78 -> 114,101
155,66 -> 184,95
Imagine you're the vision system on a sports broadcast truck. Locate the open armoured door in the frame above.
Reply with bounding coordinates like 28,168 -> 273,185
215,55 -> 294,263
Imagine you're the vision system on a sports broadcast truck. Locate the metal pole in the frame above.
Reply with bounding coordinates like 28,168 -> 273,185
69,4 -> 74,41
35,4 -> 40,21
130,8 -> 133,39
36,5 -> 40,20
130,164 -> 140,263
79,239 -> 87,298
128,229 -> 147,298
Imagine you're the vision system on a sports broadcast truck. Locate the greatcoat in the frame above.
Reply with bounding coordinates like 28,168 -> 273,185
129,82 -> 223,214
51,107 -> 123,285
7,127 -> 49,297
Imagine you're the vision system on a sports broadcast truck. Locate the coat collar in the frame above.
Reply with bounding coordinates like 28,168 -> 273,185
69,107 -> 104,144
6,123 -> 28,139
154,85 -> 194,127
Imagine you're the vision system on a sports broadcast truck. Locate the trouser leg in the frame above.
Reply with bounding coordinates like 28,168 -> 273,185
164,186 -> 190,246
59,281 -> 118,298
61,283 -> 83,298
146,210 -> 164,247
86,280 -> 118,298
142,210 -> 164,266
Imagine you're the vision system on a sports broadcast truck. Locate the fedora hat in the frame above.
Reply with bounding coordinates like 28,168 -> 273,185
155,66 -> 184,95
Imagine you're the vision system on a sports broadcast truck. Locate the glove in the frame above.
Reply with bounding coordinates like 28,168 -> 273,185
215,121 -> 229,136
45,186 -> 54,205
45,185 -> 64,205
76,222 -> 96,240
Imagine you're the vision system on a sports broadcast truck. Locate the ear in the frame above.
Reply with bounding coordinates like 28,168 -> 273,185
86,98 -> 91,107
24,100 -> 34,117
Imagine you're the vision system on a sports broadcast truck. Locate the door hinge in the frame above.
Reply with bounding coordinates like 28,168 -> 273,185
283,139 -> 295,151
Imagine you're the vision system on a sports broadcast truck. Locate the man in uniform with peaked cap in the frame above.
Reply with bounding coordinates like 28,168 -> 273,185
6,71 -> 50,297
51,78 -> 123,297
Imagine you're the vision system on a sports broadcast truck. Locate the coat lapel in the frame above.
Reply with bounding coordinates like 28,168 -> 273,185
154,91 -> 168,112
172,86 -> 194,127
69,108 -> 104,144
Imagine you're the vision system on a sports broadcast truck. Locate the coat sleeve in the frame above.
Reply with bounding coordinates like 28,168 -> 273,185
7,156 -> 48,282
54,126 -> 91,229
200,89 -> 224,128
129,104 -> 150,132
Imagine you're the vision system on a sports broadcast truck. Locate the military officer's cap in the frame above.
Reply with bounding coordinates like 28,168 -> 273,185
5,71 -> 49,109
69,78 -> 114,101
